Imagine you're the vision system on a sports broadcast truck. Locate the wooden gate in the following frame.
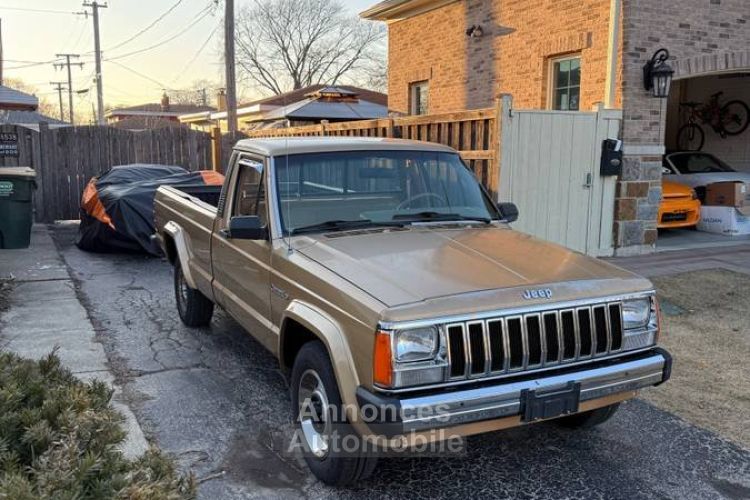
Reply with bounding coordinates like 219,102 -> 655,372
0,124 -> 213,222
499,98 -> 621,256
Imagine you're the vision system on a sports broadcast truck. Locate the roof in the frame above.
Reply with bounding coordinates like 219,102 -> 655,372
0,109 -> 67,125
260,97 -> 387,121
234,137 -> 456,156
0,85 -> 38,108
109,116 -> 187,131
360,0 -> 459,20
107,103 -> 215,117
240,84 -> 388,108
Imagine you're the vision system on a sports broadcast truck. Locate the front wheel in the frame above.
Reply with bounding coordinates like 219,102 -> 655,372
555,403 -> 620,429
676,123 -> 705,151
174,263 -> 214,327
291,342 -> 378,485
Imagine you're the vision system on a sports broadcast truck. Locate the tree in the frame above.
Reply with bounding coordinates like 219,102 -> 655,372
235,0 -> 386,95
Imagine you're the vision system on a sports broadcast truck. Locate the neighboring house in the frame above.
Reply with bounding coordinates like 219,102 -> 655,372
362,0 -> 750,254
180,85 -> 389,132
0,85 -> 67,126
107,93 -> 214,131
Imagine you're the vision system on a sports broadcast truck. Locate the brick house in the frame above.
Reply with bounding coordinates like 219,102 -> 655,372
362,0 -> 750,254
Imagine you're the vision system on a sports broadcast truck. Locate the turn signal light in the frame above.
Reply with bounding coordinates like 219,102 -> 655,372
373,330 -> 393,387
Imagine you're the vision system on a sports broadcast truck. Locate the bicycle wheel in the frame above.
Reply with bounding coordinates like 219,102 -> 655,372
720,100 -> 750,136
676,123 -> 705,151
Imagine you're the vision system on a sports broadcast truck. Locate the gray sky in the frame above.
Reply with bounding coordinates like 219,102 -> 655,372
0,0 -> 381,113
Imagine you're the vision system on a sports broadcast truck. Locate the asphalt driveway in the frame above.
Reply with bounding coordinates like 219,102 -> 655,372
51,225 -> 750,500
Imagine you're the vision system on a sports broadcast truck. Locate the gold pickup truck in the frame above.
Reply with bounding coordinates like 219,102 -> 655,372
154,137 -> 671,485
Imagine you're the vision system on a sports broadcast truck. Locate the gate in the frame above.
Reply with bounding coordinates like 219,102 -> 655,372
498,98 -> 621,256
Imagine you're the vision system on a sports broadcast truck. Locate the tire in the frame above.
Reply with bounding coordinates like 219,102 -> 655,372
290,341 -> 378,485
555,403 -> 620,429
174,263 -> 214,327
676,123 -> 705,151
720,100 -> 750,136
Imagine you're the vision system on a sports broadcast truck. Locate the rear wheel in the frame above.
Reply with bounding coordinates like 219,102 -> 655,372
555,403 -> 620,429
291,342 -> 378,485
174,263 -> 214,327
720,100 -> 750,136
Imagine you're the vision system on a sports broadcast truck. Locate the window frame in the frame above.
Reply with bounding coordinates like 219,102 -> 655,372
409,80 -> 430,116
230,155 -> 268,224
548,54 -> 582,111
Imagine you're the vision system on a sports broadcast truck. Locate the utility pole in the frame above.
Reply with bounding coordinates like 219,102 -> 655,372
50,82 -> 68,121
54,54 -> 84,124
83,1 -> 107,124
224,0 -> 237,133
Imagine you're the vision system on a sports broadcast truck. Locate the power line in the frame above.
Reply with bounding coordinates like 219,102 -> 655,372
104,5 -> 214,62
105,59 -> 167,89
5,58 -> 63,70
172,25 -> 218,83
104,0 -> 185,53
0,7 -> 80,15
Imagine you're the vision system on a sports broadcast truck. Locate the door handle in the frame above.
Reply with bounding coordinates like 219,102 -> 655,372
583,173 -> 593,189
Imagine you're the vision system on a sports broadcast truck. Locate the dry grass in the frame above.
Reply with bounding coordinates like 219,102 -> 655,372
645,269 -> 750,448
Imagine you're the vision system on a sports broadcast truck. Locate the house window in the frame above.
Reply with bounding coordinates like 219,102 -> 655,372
410,81 -> 429,115
550,56 -> 581,111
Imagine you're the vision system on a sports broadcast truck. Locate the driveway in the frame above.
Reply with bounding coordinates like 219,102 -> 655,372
51,225 -> 750,500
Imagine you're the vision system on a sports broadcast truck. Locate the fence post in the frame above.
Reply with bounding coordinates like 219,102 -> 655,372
386,117 -> 395,138
320,120 -> 329,136
210,127 -> 222,173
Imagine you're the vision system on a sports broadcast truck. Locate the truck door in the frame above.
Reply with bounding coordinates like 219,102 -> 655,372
211,155 -> 275,351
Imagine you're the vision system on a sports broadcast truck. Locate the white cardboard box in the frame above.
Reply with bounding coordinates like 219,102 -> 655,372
698,205 -> 750,235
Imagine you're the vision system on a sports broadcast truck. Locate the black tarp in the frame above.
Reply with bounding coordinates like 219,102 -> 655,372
76,164 -> 223,256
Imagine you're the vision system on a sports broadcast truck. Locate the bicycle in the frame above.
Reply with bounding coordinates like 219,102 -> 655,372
676,91 -> 750,151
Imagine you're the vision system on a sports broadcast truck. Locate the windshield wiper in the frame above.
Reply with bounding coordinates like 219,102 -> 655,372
290,219 -> 404,235
392,211 -> 492,224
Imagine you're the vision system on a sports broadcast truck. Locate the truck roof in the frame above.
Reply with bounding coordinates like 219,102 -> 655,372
233,136 -> 457,157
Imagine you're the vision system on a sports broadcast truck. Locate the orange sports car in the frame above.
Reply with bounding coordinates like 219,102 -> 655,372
658,180 -> 701,229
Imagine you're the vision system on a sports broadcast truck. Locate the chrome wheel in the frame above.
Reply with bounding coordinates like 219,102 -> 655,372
297,369 -> 331,459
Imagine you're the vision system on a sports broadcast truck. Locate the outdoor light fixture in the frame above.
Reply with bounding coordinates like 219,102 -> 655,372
466,25 -> 484,38
643,48 -> 675,98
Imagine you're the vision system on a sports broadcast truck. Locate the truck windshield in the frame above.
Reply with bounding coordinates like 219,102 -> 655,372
274,150 -> 499,235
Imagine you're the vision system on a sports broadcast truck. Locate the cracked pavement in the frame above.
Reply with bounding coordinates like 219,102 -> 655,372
51,225 -> 750,500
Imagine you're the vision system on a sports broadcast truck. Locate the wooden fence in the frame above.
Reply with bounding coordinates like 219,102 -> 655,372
236,106 -> 501,195
0,124 -> 212,222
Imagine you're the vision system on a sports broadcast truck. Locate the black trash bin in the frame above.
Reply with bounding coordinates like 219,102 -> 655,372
0,167 -> 37,249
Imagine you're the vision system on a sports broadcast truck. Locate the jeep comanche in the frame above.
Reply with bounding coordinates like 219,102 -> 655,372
154,137 -> 671,485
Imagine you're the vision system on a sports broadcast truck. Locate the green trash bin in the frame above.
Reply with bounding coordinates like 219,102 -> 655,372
0,167 -> 37,249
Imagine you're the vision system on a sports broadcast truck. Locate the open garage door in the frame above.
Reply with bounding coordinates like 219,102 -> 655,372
499,100 -> 621,257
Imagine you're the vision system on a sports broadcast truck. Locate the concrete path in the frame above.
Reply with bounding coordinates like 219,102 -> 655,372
0,225 -> 148,459
610,242 -> 750,278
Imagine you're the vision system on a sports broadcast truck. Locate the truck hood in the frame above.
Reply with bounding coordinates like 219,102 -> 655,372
295,225 -> 643,307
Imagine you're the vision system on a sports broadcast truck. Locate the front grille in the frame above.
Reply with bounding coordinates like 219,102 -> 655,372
444,302 -> 624,379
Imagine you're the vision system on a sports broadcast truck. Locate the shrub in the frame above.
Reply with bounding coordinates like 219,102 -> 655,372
0,352 -> 195,499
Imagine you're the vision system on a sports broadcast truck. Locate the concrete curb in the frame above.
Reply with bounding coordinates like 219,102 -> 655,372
0,225 -> 149,459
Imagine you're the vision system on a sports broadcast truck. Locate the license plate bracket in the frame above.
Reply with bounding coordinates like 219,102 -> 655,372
521,382 -> 581,422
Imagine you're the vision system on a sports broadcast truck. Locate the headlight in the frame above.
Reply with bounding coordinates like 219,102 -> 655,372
394,327 -> 438,362
622,297 -> 651,330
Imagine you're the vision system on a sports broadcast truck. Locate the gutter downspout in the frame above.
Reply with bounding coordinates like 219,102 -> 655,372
604,0 -> 621,109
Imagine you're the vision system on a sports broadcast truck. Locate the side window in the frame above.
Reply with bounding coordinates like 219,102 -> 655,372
233,157 -> 267,223
409,81 -> 429,115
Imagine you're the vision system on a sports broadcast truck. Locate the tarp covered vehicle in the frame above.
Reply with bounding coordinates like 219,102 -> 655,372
76,164 -> 223,255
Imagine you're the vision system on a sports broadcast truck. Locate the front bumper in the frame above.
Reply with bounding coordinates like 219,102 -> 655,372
357,348 -> 671,436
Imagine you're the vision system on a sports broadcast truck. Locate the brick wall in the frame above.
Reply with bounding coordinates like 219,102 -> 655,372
616,0 -> 750,254
387,0 -> 619,115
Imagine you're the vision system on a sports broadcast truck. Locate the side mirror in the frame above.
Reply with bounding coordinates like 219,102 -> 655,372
497,202 -> 519,223
661,166 -> 672,175
225,216 -> 267,240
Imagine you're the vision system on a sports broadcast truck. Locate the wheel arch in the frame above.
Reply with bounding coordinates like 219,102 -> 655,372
162,221 -> 198,289
279,300 -> 361,411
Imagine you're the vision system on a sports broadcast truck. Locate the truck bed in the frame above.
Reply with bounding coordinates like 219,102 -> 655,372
169,184 -> 222,207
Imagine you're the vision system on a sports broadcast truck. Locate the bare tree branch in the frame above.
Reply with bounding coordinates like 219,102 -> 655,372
236,0 -> 386,95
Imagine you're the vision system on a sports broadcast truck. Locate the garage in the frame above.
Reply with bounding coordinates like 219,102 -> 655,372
658,69 -> 750,251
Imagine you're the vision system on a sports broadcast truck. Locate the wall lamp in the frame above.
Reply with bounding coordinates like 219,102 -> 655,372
643,48 -> 674,98
466,25 -> 484,38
